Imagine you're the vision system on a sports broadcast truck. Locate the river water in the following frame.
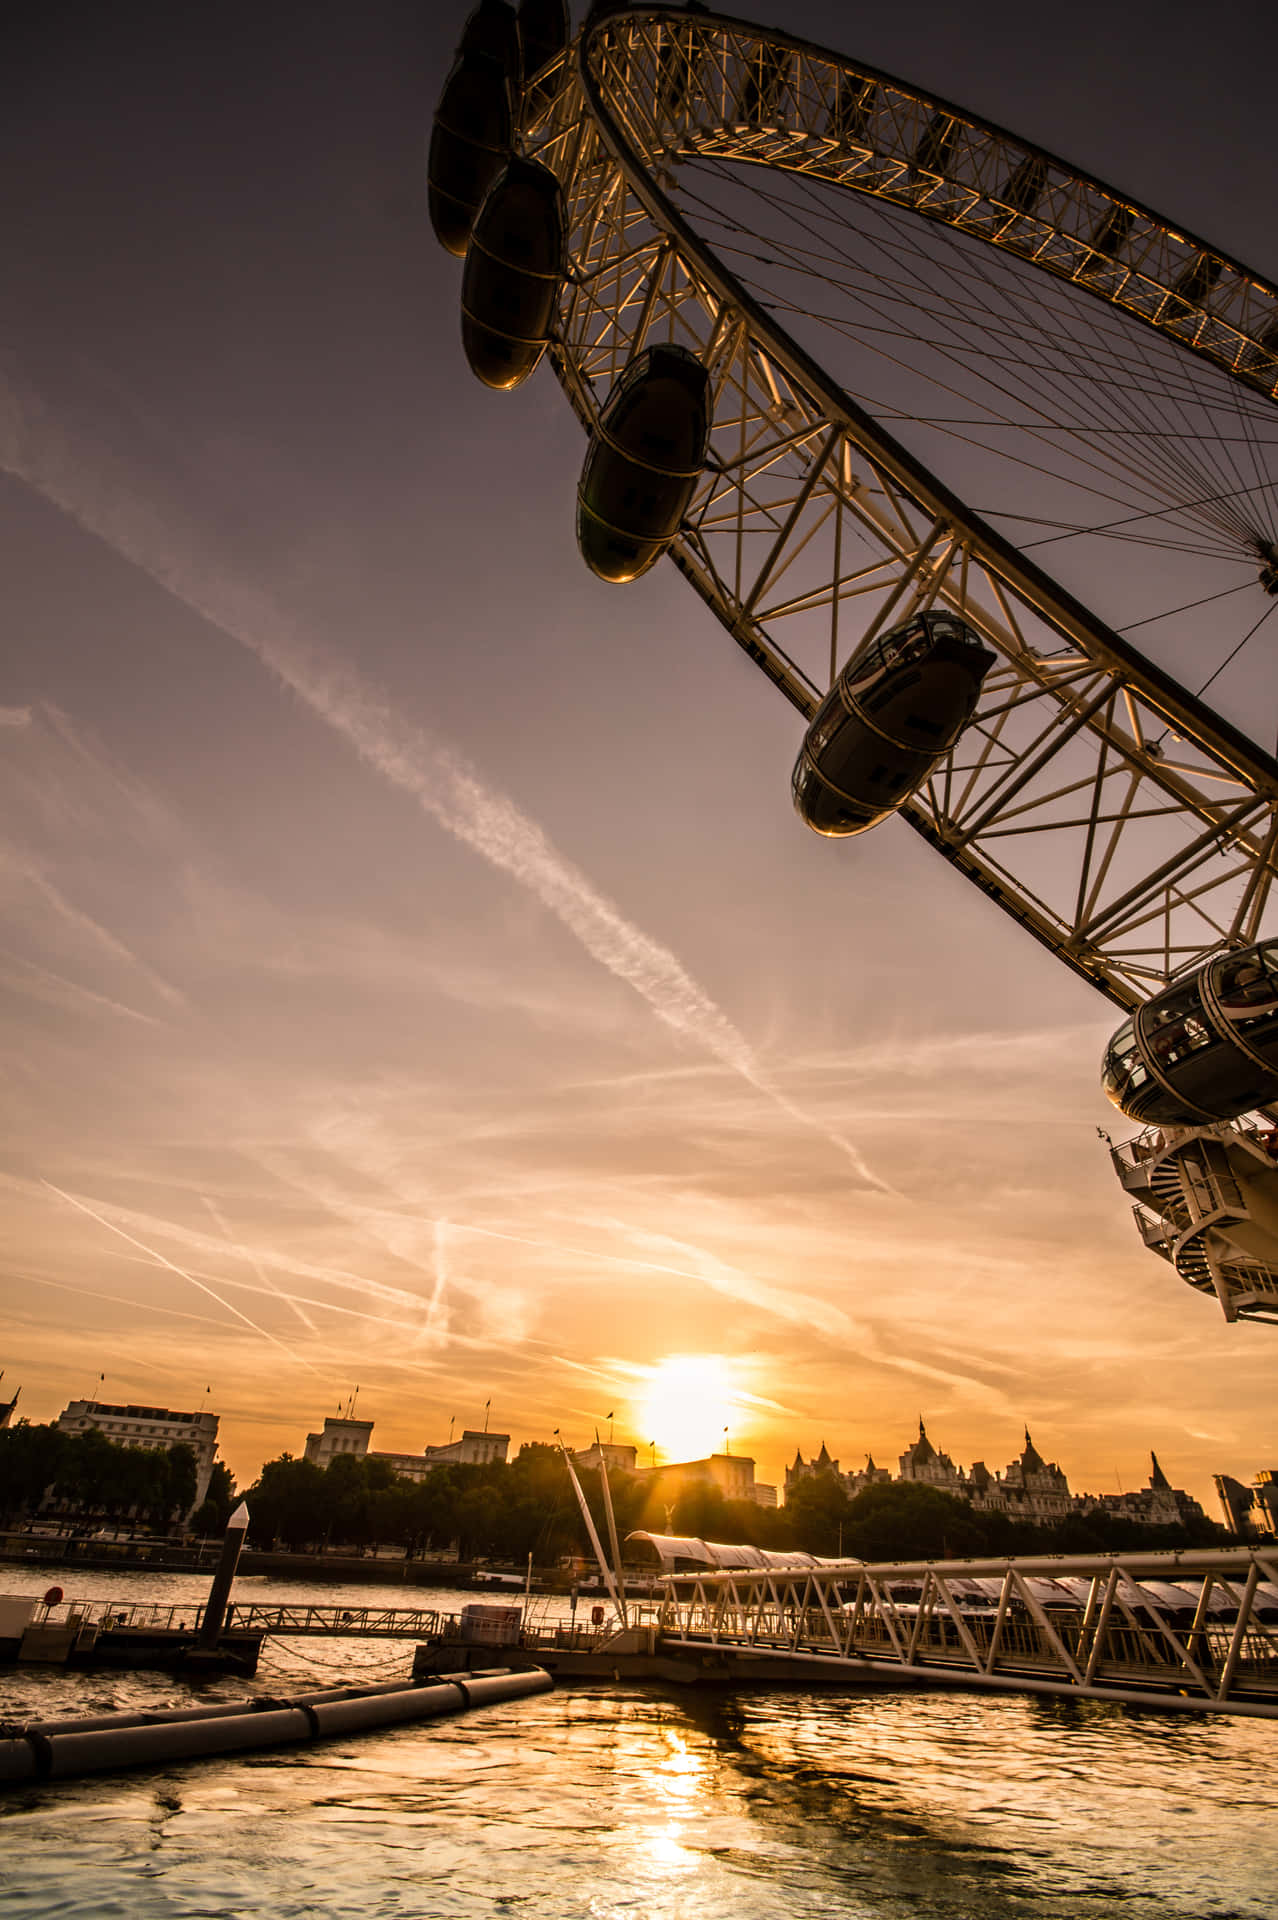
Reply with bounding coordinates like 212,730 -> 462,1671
0,1565 -> 1273,1918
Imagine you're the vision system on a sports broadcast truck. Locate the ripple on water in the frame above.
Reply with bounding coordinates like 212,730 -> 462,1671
1,1584 -> 1275,1919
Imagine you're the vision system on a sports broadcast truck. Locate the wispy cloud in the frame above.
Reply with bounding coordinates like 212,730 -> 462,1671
0,361 -> 886,1192
428,1218 -> 449,1331
13,1171 -> 535,1356
202,1194 -> 318,1334
1,844 -> 185,1010
0,707 -> 31,728
0,943 -> 163,1025
42,1179 -> 327,1375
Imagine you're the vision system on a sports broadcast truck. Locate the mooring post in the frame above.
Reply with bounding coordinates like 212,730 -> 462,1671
197,1501 -> 250,1648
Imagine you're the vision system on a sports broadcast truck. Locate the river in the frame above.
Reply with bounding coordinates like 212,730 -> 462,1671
0,1565 -> 1273,1918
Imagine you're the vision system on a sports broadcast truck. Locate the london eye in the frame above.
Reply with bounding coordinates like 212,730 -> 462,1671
430,2 -> 1278,1325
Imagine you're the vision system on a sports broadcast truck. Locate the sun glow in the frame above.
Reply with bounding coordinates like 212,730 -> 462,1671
634,1354 -> 741,1465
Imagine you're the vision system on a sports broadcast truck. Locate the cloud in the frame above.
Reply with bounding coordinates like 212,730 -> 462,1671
0,943 -> 163,1025
0,707 -> 31,728
202,1193 -> 319,1334
42,1179 -> 328,1376
0,359 -> 887,1192
0,843 -> 185,1010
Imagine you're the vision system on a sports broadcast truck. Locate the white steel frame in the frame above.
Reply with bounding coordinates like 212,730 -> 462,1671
519,10 -> 1278,1011
645,1546 -> 1278,1717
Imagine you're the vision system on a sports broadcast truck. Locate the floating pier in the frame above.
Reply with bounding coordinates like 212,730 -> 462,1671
1,1594 -> 262,1675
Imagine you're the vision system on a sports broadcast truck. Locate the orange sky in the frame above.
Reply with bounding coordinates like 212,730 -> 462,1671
3,1 -> 1274,1509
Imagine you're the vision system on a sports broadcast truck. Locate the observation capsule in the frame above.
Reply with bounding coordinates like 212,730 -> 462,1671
516,0 -> 570,83
577,344 -> 711,584
792,612 -> 995,836
462,158 -> 565,389
427,2 -> 520,257
459,0 -> 521,80
1102,943 -> 1278,1126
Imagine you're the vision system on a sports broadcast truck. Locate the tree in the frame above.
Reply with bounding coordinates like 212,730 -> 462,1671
187,1461 -> 235,1537
843,1482 -> 988,1561
54,1427 -> 119,1519
243,1454 -> 330,1550
780,1472 -> 852,1555
0,1421 -> 67,1521
164,1444 -> 199,1522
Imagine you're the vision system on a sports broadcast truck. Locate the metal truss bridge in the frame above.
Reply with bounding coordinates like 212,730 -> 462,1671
644,1545 -> 1278,1718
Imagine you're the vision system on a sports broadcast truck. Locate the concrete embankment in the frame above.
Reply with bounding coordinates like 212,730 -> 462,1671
0,1668 -> 553,1784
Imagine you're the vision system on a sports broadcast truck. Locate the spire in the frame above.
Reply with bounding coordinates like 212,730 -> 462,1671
1149,1450 -> 1172,1490
865,1454 -> 876,1471
1021,1428 -> 1045,1473
0,1381 -> 18,1429
817,1440 -> 832,1467
791,1446 -> 805,1470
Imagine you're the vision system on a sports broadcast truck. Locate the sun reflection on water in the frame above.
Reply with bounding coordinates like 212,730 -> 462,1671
2,1603 -> 1276,1920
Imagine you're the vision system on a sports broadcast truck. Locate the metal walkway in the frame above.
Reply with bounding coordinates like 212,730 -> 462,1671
646,1546 -> 1278,1717
26,1600 -> 455,1641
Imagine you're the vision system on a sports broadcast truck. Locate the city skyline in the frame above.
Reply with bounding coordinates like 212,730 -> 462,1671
4,1 -> 1275,1504
1,1366 -> 1267,1512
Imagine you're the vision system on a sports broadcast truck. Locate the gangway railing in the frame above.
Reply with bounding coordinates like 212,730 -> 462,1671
647,1546 -> 1278,1717
20,1599 -> 455,1640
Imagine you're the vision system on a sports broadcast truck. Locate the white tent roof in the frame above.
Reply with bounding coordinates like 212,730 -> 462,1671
624,1531 -> 854,1573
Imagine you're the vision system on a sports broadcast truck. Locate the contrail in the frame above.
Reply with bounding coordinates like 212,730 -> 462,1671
252,1150 -> 858,1324
428,1218 -> 449,1329
22,1266 -> 429,1342
1,846 -> 184,1010
0,943 -> 162,1026
25,1176 -> 526,1348
1,363 -> 887,1190
201,1194 -> 319,1334
42,1179 -> 328,1376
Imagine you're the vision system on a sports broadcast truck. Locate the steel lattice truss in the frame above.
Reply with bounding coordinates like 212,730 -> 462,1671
520,10 -> 1278,1011
644,1547 -> 1278,1716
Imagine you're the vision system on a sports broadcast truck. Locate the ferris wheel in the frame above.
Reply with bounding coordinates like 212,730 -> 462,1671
430,3 -> 1278,1323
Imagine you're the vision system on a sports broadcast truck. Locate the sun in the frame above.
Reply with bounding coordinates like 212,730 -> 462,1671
634,1354 -> 740,1465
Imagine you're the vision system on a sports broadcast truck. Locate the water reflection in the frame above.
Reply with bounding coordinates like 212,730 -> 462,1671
1,1570 -> 1275,1916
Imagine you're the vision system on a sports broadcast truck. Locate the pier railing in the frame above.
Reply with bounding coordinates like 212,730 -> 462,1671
650,1546 -> 1278,1716
18,1599 -> 455,1640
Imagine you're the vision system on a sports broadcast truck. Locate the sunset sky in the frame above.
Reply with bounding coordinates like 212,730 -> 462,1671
3,0 -> 1274,1503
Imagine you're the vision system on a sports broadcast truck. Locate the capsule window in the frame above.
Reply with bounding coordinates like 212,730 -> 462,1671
866,670 -> 921,713
1141,979 -> 1220,1069
1214,950 -> 1278,1026
1144,1010 -> 1215,1068
809,701 -> 850,754
1102,1023 -> 1147,1100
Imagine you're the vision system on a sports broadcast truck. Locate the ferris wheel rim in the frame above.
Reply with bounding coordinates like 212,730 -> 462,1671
493,8 -> 1278,1014
580,8 -> 1278,392
561,7 -> 1278,808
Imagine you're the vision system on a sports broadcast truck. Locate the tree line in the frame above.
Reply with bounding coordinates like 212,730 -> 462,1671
240,1445 -> 1224,1562
0,1420 -> 234,1534
0,1421 -> 1224,1560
